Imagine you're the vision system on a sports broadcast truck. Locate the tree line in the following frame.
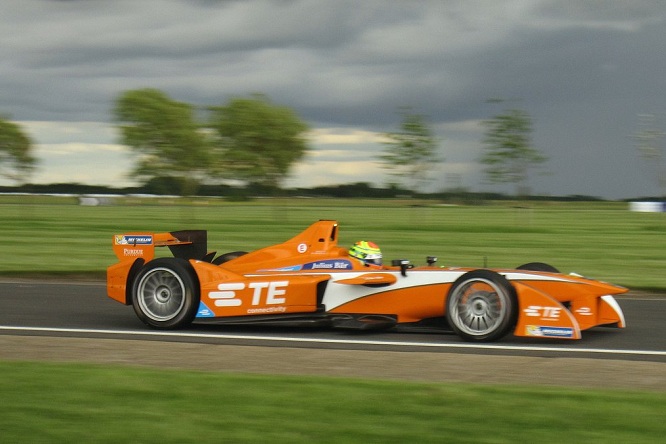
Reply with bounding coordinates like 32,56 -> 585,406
1,89 -> 553,197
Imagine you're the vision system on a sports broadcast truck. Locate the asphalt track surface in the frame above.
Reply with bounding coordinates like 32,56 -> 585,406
1,280 -> 665,390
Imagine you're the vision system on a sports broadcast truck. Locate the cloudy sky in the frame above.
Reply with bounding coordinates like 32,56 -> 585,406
1,0 -> 665,199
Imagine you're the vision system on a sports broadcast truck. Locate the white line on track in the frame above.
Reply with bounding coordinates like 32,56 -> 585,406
1,326 -> 664,357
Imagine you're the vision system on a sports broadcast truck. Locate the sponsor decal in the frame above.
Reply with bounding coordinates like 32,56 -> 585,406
248,306 -> 287,314
207,281 -> 289,314
523,305 -> 562,321
249,281 -> 288,305
526,325 -> 575,338
260,260 -> 353,272
123,248 -> 144,257
302,260 -> 352,270
297,243 -> 308,253
115,235 -> 153,245
196,301 -> 215,318
209,283 -> 244,307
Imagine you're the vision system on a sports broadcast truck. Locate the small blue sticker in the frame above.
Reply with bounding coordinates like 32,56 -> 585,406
196,301 -> 215,318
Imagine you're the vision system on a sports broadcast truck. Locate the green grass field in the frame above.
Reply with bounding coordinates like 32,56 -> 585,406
1,362 -> 664,443
1,196 -> 665,290
1,196 -> 665,442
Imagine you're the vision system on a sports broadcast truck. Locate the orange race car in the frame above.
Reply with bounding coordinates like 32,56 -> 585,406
107,220 -> 627,342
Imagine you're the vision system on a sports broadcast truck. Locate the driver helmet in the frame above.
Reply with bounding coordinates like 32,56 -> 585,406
349,241 -> 382,266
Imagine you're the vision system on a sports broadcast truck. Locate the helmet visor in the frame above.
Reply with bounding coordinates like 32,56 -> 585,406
363,253 -> 382,266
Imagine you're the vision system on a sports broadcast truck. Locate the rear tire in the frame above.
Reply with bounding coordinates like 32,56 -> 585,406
446,270 -> 518,342
212,251 -> 248,265
517,262 -> 560,273
131,258 -> 200,329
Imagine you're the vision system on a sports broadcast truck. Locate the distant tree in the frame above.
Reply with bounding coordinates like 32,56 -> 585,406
0,117 -> 37,184
480,108 -> 547,197
633,113 -> 665,197
207,95 -> 310,189
380,109 -> 440,193
113,88 -> 210,196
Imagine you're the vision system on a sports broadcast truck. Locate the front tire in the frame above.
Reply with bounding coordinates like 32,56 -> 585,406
446,270 -> 518,342
131,258 -> 200,329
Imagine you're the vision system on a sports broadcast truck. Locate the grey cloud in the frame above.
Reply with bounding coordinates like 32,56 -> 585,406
1,0 -> 665,197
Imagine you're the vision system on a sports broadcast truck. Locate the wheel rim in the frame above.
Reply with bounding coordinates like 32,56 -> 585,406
136,267 -> 186,322
449,278 -> 508,337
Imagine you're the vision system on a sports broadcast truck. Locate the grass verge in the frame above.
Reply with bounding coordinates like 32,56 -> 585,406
1,361 -> 664,443
2,198 -> 666,290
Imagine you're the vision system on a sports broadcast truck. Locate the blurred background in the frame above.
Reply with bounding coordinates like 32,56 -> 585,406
1,0 -> 665,201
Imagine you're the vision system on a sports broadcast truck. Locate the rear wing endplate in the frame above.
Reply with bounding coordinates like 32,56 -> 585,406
112,230 -> 207,262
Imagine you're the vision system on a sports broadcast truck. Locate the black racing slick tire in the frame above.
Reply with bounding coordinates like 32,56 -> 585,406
212,251 -> 248,265
131,258 -> 200,329
517,262 -> 560,273
446,270 -> 519,342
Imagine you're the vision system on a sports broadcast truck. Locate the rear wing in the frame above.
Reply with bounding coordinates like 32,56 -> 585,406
112,230 -> 208,263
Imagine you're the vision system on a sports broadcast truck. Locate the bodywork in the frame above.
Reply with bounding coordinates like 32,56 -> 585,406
107,220 -> 627,341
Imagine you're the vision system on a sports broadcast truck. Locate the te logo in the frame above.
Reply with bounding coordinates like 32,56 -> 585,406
249,281 -> 288,305
209,281 -> 288,307
523,305 -> 561,320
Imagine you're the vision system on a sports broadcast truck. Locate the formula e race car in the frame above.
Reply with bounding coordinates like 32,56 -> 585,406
107,220 -> 627,342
